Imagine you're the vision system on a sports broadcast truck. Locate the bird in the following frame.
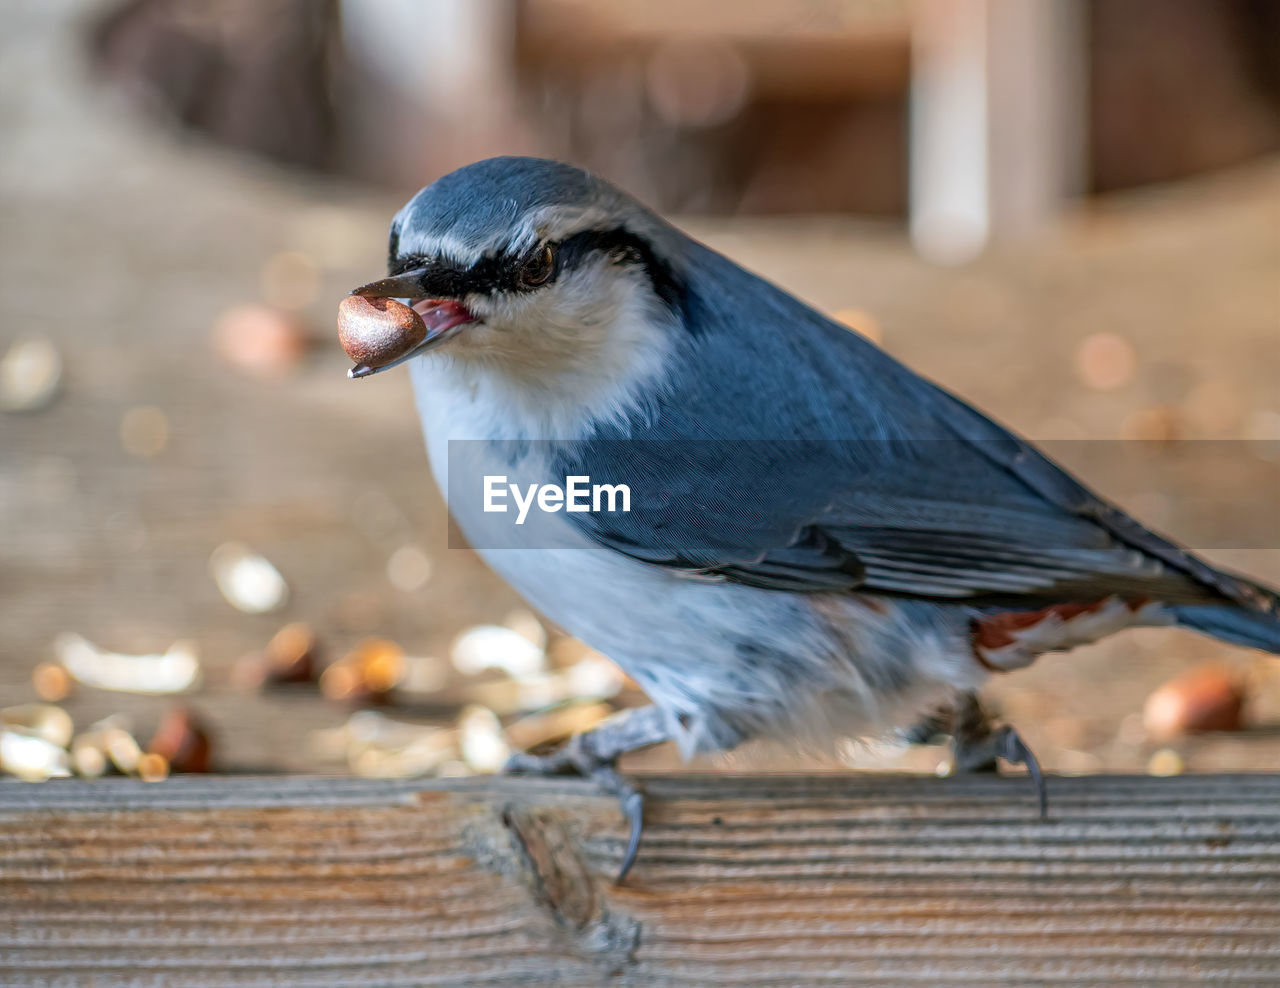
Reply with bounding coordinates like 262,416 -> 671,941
348,156 -> 1280,882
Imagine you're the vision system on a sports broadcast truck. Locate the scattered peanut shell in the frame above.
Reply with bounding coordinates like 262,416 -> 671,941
137,753 -> 170,783
355,638 -> 405,694
231,623 -> 320,691
210,542 -> 289,614
264,622 -> 319,684
70,737 -> 108,778
103,724 -> 144,775
71,718 -> 124,777
0,730 -> 70,782
54,633 -> 200,694
458,705 -> 509,773
566,654 -> 625,700
148,706 -> 213,774
338,295 -> 425,370
451,625 -> 547,680
71,716 -> 141,776
1143,664 -> 1244,740
320,638 -> 405,703
1,704 -> 73,748
32,661 -> 73,702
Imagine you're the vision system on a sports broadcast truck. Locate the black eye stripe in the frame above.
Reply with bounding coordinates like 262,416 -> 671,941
558,228 -> 681,307
389,248 -> 529,296
390,227 -> 682,307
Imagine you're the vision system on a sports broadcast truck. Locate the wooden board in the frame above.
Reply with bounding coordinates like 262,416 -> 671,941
3,773 -> 1279,984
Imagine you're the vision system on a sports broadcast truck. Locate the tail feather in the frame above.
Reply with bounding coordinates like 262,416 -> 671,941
1175,603 -> 1280,655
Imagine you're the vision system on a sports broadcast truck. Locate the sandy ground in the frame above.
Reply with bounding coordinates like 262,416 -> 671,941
2,0 -> 1278,780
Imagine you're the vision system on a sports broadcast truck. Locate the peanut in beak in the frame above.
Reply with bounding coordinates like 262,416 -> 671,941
337,295 -> 427,371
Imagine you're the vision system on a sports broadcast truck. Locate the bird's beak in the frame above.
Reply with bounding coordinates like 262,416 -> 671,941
350,268 -> 435,301
347,267 -> 476,377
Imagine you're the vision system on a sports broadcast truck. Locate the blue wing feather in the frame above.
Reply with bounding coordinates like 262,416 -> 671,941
559,240 -> 1267,609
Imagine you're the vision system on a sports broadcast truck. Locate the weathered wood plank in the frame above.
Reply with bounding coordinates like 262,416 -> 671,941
2,773 -> 1279,985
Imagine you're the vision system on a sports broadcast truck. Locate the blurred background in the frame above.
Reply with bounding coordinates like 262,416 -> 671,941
1,0 -> 1277,785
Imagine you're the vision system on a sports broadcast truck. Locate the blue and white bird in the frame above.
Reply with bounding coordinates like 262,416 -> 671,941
350,156 -> 1280,880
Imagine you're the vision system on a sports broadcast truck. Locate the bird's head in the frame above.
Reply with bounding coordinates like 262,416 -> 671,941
349,158 -> 685,397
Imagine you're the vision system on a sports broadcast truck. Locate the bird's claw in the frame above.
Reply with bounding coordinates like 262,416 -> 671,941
504,739 -> 646,884
991,724 -> 1049,820
930,693 -> 1050,820
615,785 -> 645,884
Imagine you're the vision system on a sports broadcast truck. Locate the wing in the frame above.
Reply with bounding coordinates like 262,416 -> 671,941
557,434 -> 1212,605
554,240 -> 1252,608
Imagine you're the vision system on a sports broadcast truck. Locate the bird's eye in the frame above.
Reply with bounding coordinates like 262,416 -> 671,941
518,244 -> 556,289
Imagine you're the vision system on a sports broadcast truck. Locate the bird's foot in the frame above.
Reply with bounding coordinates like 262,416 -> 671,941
915,691 -> 1049,819
505,740 -> 644,883
503,706 -> 668,884
989,724 -> 1049,821
952,720 -> 1049,820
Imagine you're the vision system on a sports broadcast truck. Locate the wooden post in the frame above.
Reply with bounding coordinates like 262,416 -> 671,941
3,773 -> 1279,983
910,0 -> 1088,263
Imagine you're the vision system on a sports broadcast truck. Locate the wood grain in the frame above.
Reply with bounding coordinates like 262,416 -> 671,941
2,773 -> 1279,985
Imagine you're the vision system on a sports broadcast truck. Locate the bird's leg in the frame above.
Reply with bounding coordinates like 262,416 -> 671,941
504,705 -> 670,883
948,691 -> 999,771
915,691 -> 1049,819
